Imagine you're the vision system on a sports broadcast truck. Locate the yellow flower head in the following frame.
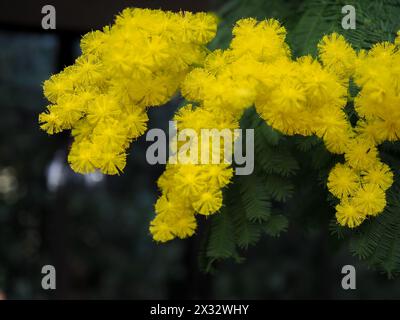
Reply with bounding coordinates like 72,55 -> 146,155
353,184 -> 387,216
318,33 -> 356,78
327,163 -> 360,199
149,216 -> 175,243
335,199 -> 365,228
172,214 -> 197,239
362,162 -> 394,191
68,139 -> 97,174
193,189 -> 223,215
344,138 -> 378,170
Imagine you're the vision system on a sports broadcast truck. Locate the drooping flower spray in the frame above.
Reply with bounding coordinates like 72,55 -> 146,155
38,8 -> 400,241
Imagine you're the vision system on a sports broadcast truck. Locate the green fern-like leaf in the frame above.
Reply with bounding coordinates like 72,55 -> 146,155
294,135 -> 321,152
290,0 -> 400,57
206,208 -> 237,259
232,211 -> 262,249
262,214 -> 289,237
238,175 -> 272,223
253,128 -> 299,177
263,174 -> 294,202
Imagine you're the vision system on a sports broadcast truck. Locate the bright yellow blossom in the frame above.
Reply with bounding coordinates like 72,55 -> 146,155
318,32 -> 357,78
353,184 -> 387,216
362,162 -> 394,191
336,199 -> 365,228
327,163 -> 360,199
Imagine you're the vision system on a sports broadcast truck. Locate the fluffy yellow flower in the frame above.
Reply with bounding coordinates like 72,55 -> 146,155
344,138 -> 378,170
314,109 -> 353,154
318,33 -> 356,78
327,163 -> 360,199
335,199 -> 365,228
202,164 -> 234,189
172,214 -> 197,239
91,147 -> 127,175
353,184 -> 387,216
193,189 -> 223,215
362,162 -> 394,191
174,165 -> 208,198
68,139 -> 97,174
149,217 -> 175,243
38,106 -> 63,134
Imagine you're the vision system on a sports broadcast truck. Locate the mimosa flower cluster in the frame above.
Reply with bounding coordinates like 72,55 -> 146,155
326,37 -> 400,228
150,18 -> 289,242
251,30 -> 398,229
38,7 -> 400,241
257,31 -> 400,229
39,8 -> 217,174
152,17 -> 400,240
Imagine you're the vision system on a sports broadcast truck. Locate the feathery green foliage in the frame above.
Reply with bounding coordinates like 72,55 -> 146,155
290,0 -> 400,56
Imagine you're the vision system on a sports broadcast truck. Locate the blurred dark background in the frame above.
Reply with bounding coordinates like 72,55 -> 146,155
1,0 -> 400,299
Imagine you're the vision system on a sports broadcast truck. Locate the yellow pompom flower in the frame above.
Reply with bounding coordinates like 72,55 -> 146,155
314,109 -> 353,154
38,106 -> 63,134
71,120 -> 95,142
335,199 -> 365,228
121,106 -> 149,139
91,147 -> 127,176
327,163 -> 360,199
353,184 -> 387,216
362,162 -> 394,191
92,120 -> 130,150
149,216 -> 175,243
42,72 -> 74,104
230,18 -> 289,62
344,138 -> 378,170
68,139 -> 97,174
193,189 -> 223,215
85,94 -> 121,125
202,164 -> 234,189
174,165 -> 208,198
172,214 -> 198,239
318,33 -> 356,78
355,120 -> 386,145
